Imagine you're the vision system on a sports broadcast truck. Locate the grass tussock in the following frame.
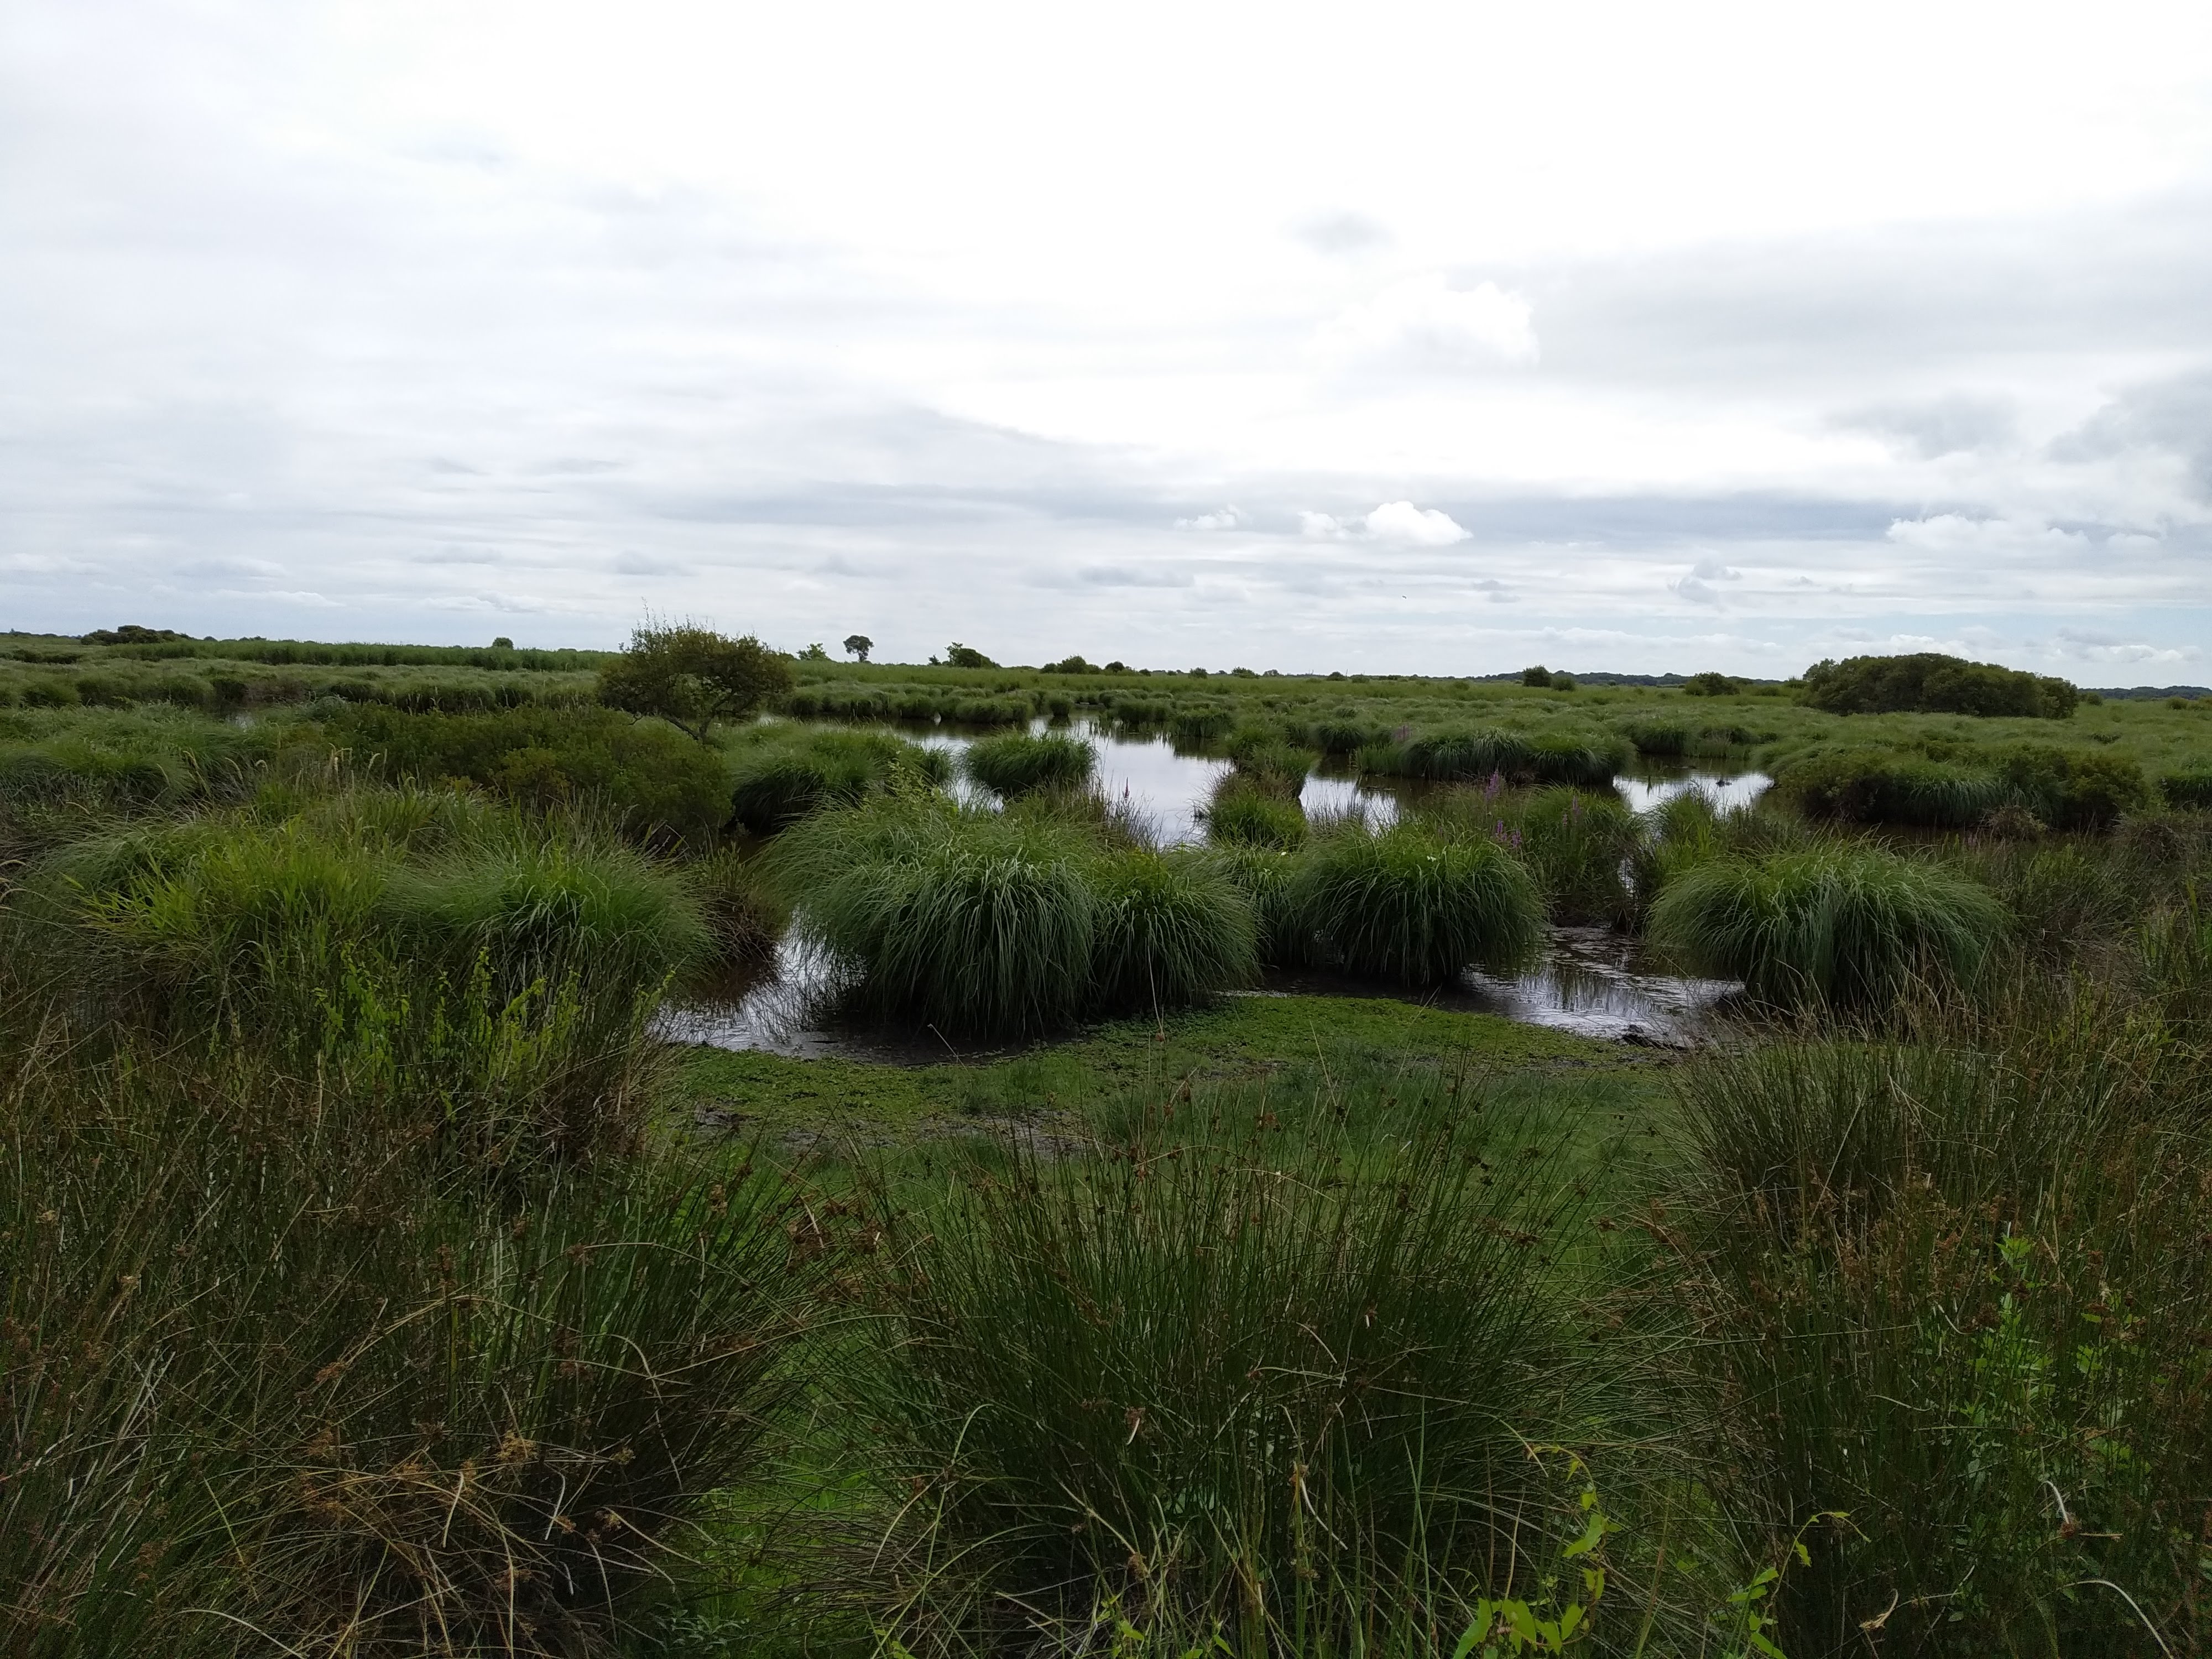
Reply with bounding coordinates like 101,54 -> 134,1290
855,1077 -> 1597,1655
727,723 -> 947,834
1202,773 -> 1308,849
962,731 -> 1096,798
1647,843 -> 2007,1012
1295,821 -> 1544,985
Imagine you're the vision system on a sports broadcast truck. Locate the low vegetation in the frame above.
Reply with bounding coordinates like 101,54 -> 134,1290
4,628 -> 2211,1657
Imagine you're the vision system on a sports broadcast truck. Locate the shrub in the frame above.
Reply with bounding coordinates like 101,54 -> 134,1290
1647,844 -> 2007,1011
1799,651 -> 2077,718
596,622 -> 795,742
1295,822 -> 1543,984
858,1078 -> 1588,1652
1087,848 -> 1256,1014
962,732 -> 1094,798
1202,775 -> 1307,849
1682,670 -> 1740,696
728,727 -> 946,834
1993,744 -> 2152,830
1771,747 -> 2011,828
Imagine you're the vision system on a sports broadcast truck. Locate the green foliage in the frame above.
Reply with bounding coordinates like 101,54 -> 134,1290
1683,670 -> 1741,696
1771,746 -> 2012,828
596,621 -> 795,743
962,731 -> 1095,798
1087,848 -> 1258,1016
1522,664 -> 1553,687
1202,774 -> 1308,849
1655,1026 -> 2212,1655
1383,727 -> 1536,783
843,633 -> 873,661
1801,651 -> 2078,718
1647,844 -> 2007,1010
1222,721 -> 1315,794
857,1078 -> 1589,1653
0,1040 -> 825,1657
773,799 -> 1253,1037
727,725 -> 947,834
2161,766 -> 2212,808
942,642 -> 996,669
325,702 -> 733,843
1295,822 -> 1545,985
1508,786 -> 1642,926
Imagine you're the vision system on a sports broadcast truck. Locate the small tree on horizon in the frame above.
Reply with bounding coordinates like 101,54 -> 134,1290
843,633 -> 873,662
596,620 -> 794,743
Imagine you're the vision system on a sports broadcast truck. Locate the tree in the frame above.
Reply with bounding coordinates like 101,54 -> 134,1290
1521,665 -> 1551,687
943,642 -> 995,669
596,622 -> 794,743
800,642 -> 830,661
843,634 -> 873,662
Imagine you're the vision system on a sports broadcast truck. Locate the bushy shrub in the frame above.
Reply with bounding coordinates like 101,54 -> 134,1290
1647,844 -> 2007,1010
859,1079 -> 1587,1652
1294,822 -> 1543,984
962,732 -> 1095,798
1994,744 -> 2152,830
1771,747 -> 2011,828
1801,651 -> 2078,718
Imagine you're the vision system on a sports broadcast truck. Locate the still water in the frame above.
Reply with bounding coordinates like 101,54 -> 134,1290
656,719 -> 1767,1060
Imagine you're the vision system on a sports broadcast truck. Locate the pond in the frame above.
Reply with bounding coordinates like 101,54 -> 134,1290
888,717 -> 1765,846
661,718 -> 1766,1061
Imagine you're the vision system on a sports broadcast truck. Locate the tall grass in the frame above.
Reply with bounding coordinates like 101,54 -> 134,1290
855,1076 -> 1595,1655
1202,774 -> 1308,849
0,1034 -> 827,1658
1295,822 -> 1543,985
1652,1018 -> 2212,1656
1647,843 -> 2006,1011
773,798 -> 1253,1036
727,724 -> 947,834
962,731 -> 1095,798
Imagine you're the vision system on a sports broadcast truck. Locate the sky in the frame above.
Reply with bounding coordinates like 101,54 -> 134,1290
4,1 -> 2211,679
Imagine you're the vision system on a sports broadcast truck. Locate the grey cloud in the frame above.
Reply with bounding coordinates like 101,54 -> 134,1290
2051,369 -> 2212,498
1295,212 -> 1392,255
1837,394 -> 2021,458
1077,564 -> 1196,588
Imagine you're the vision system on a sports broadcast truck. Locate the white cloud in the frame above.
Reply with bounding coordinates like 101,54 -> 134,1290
1298,511 -> 1348,538
1884,515 -> 2090,556
1176,505 -> 1242,530
1320,275 -> 1540,369
1691,557 -> 1743,581
1364,501 -> 1470,545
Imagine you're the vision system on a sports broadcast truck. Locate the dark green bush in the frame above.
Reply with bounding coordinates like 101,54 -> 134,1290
1800,652 -> 2077,718
1772,747 -> 2010,828
2162,768 -> 2212,810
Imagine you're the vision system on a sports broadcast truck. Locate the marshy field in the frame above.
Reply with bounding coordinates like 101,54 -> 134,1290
6,628 -> 2212,1657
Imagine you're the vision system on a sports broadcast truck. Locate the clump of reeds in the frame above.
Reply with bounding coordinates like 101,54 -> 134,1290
1201,773 -> 1307,849
1490,784 -> 1641,926
728,724 -> 947,834
1295,821 -> 1544,984
0,1034 -> 828,1658
1651,1010 -> 2212,1655
962,731 -> 1095,798
854,1074 -> 1593,1654
1646,843 -> 2006,1011
773,796 -> 1253,1036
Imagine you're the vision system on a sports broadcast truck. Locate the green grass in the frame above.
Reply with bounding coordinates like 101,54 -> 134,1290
961,731 -> 1096,797
726,723 -> 947,833
1202,774 -> 1308,848
1647,843 -> 2008,1011
1293,821 -> 1546,985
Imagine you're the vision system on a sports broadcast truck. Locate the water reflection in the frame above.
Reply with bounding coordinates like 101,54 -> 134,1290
656,926 -> 1739,1062
1614,769 -> 1771,814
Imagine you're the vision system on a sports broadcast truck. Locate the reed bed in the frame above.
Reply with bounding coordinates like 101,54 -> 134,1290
962,731 -> 1097,798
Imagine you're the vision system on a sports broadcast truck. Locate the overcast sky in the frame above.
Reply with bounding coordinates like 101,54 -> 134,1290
5,1 -> 2211,677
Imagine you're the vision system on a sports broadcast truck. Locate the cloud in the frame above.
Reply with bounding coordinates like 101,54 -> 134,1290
2050,370 -> 2212,499
1835,394 -> 2020,458
1077,564 -> 1194,588
613,551 -> 688,575
2050,627 -> 2200,665
1884,515 -> 2089,556
1298,503 -> 1470,545
1691,557 -> 1743,581
1294,212 -> 1392,255
1364,501 -> 1469,545
1320,274 -> 1539,369
1676,576 -> 1724,607
1176,505 -> 1242,530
